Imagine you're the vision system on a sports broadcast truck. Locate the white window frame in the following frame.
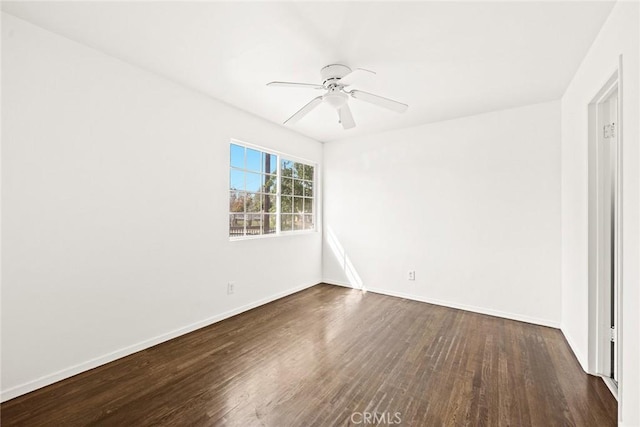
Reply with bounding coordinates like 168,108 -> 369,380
229,139 -> 317,241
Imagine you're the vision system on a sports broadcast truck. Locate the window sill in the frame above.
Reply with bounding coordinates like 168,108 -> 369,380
229,229 -> 318,242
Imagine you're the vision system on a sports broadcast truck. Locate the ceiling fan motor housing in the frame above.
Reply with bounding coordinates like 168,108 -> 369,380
320,64 -> 352,87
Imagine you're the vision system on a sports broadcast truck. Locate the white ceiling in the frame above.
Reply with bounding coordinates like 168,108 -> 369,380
2,1 -> 615,142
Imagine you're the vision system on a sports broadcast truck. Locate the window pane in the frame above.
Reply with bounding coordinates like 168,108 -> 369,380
263,153 -> 277,174
246,148 -> 262,172
246,193 -> 262,213
303,198 -> 313,214
281,196 -> 292,214
281,159 -> 294,177
263,214 -> 276,234
281,214 -> 293,231
230,144 -> 244,169
293,179 -> 304,196
229,214 -> 245,237
293,197 -> 303,213
229,191 -> 245,213
246,214 -> 262,235
302,164 -> 314,180
230,169 -> 244,191
281,178 -> 292,195
263,174 -> 277,194
293,162 -> 305,179
245,172 -> 262,192
303,180 -> 313,197
303,214 -> 314,230
293,214 -> 304,230
264,194 -> 276,213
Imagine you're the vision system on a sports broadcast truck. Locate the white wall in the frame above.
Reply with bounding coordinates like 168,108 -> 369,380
560,2 -> 639,425
1,13 -> 323,400
323,101 -> 562,327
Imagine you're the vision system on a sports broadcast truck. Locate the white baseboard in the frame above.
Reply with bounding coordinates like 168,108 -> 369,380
601,376 -> 618,400
322,280 -> 560,329
1,281 -> 319,402
560,327 -> 589,373
322,279 -> 354,289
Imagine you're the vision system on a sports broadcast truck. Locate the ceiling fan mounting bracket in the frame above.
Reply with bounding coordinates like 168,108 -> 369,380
320,64 -> 352,86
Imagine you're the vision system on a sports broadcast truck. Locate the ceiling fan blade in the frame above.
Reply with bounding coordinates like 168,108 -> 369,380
339,68 -> 376,86
350,90 -> 408,113
267,81 -> 325,90
283,96 -> 324,125
338,104 -> 356,129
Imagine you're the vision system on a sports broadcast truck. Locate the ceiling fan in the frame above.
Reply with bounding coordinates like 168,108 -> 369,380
267,64 -> 408,130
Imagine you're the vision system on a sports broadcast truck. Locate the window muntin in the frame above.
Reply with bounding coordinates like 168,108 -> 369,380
229,142 -> 315,239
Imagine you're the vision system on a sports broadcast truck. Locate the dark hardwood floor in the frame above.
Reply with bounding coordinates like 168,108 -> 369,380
1,284 -> 616,426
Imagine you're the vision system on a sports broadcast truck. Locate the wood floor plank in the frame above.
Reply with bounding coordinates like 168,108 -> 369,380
1,284 -> 617,426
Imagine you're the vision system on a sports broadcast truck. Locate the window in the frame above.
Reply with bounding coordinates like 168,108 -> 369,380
280,159 -> 315,231
229,142 -> 315,238
229,143 -> 277,237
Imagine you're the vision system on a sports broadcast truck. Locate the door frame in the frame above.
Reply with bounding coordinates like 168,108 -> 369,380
587,59 -> 622,399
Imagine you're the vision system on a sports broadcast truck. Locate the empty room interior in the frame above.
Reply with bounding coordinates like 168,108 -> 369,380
1,1 -> 639,426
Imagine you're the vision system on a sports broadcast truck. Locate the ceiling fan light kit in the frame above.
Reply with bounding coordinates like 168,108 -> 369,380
267,64 -> 408,130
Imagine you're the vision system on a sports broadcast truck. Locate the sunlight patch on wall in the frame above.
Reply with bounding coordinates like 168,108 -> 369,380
326,227 -> 364,290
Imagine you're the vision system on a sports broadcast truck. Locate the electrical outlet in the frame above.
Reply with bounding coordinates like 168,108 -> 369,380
227,282 -> 235,295
408,271 -> 416,281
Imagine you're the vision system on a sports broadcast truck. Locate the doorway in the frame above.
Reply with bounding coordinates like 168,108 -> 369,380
588,70 -> 621,396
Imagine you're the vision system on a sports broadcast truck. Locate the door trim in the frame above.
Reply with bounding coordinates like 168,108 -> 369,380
586,56 -> 622,402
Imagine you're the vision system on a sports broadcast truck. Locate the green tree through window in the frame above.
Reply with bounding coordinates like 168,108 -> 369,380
280,159 -> 314,232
